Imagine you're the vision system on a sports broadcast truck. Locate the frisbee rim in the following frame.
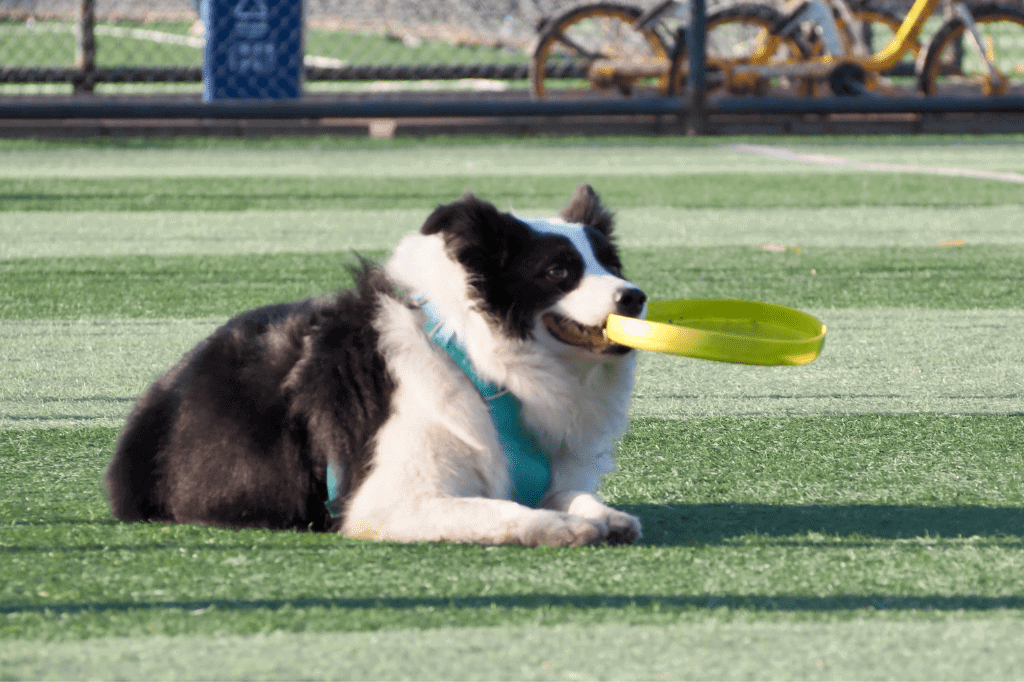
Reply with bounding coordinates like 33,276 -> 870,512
606,298 -> 826,366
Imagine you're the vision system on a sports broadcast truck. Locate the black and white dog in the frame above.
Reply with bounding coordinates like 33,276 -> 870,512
106,184 -> 646,546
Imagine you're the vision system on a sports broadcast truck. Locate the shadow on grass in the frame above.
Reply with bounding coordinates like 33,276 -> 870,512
3,593 -> 1023,617
626,503 -> 1023,546
5,504 -> 1022,551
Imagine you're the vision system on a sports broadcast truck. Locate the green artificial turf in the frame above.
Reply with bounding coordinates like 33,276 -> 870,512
3,135 -> 1024,188
2,245 -> 1021,320
3,308 -> 1022,430
0,209 -> 427,259
0,252 -> 382,320
1,134 -> 1022,679
3,620 -> 1024,681
4,205 -> 1023,261
1,131 -> 1023,151
2,172 -> 1022,212
1,418 -> 1021,642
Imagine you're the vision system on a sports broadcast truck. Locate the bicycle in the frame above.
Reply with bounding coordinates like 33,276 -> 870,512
529,0 -> 1024,97
528,0 -> 910,97
529,0 -> 809,98
727,0 -> 1024,96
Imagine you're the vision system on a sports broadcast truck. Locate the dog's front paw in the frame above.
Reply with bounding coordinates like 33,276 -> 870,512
561,493 -> 642,545
522,511 -> 608,547
604,509 -> 642,545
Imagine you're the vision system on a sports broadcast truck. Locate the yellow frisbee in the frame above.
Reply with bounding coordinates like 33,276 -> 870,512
606,299 -> 826,366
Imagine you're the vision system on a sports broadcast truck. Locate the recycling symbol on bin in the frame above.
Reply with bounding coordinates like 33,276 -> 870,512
233,0 -> 269,39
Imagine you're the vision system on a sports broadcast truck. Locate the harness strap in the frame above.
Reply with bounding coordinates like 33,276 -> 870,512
417,300 -> 552,509
324,297 -> 552,514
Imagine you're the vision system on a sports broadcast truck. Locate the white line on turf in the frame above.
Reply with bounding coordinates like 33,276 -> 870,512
729,144 -> 1024,184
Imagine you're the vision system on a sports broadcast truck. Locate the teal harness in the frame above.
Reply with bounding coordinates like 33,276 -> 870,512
325,299 -> 552,512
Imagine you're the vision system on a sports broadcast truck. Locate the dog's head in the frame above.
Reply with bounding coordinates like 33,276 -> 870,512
389,184 -> 645,358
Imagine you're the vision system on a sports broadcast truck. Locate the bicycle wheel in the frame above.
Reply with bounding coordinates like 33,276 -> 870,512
530,3 -> 670,98
918,4 -> 1024,96
667,3 -> 810,96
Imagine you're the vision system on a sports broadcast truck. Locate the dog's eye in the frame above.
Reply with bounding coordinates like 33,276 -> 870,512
545,265 -> 569,282
606,263 -> 623,277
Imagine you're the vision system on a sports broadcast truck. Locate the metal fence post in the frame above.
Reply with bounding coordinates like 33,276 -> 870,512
75,0 -> 96,94
687,0 -> 707,135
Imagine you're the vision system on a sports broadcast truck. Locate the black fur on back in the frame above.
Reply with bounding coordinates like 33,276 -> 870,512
105,263 -> 396,531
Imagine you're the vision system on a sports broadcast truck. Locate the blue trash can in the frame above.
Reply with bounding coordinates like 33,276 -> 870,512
203,0 -> 303,101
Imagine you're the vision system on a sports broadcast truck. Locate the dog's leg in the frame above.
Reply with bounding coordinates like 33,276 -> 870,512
342,496 -> 608,547
544,491 -> 641,545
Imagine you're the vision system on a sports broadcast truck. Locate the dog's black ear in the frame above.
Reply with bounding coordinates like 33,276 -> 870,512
419,194 -> 523,266
560,183 -> 614,236
420,193 -> 499,237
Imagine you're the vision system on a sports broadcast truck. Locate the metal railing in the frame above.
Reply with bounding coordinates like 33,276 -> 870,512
2,0 -> 1022,132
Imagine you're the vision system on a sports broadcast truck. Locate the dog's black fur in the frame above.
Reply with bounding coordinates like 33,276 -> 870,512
106,264 -> 395,531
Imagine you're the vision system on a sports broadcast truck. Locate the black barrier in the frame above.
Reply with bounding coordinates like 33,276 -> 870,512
0,97 -> 684,119
2,95 -> 1024,119
0,65 -> 542,85
717,95 -> 1024,115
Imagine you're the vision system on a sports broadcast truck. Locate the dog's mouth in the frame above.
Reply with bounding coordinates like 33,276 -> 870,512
541,313 -> 632,355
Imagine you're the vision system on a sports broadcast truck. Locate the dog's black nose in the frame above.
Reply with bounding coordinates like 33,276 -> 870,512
614,287 -> 647,318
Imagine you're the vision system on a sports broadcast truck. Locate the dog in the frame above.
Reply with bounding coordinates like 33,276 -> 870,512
105,184 -> 646,546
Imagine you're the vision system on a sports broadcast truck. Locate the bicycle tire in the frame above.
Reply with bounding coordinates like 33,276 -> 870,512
667,3 -> 811,96
530,2 -> 670,98
917,4 -> 1024,96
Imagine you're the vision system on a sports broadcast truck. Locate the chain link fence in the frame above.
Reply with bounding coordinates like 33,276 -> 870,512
1,0 -> 654,95
4,0 -> 1020,110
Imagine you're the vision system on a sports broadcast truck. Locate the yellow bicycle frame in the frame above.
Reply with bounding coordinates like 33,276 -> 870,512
864,0 -> 942,71
736,0 -> 944,81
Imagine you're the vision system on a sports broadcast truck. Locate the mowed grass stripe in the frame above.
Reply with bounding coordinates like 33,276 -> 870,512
4,206 -> 1024,260
3,246 -> 1022,321
3,309 -> 1021,429
0,143 -> 813,179
0,251 -> 383,321
0,318 -> 219,430
3,135 -> 1024,179
3,619 -> 1024,681
2,173 -> 1023,211
1,418 -> 1022,643
8,417 -> 1019,516
0,210 -> 426,259
632,307 -> 1024,419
